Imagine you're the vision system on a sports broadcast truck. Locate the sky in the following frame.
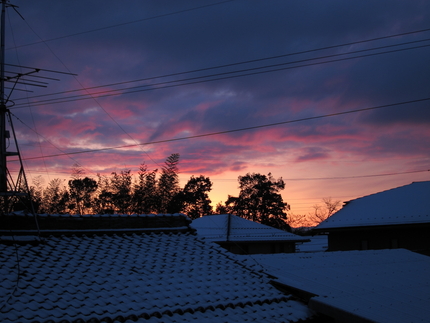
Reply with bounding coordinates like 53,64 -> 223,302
3,0 -> 430,217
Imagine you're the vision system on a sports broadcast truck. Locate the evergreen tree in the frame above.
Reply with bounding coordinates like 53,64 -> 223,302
215,201 -> 231,215
94,174 -> 115,214
132,163 -> 159,214
132,163 -> 147,214
28,175 -> 44,213
68,177 -> 98,215
143,169 -> 159,213
157,153 -> 180,213
110,170 -> 132,214
43,178 -> 69,214
179,175 -> 213,219
225,172 -> 291,231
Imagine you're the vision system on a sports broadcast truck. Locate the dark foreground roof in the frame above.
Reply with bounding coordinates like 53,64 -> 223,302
0,213 -> 191,236
0,214 -> 312,323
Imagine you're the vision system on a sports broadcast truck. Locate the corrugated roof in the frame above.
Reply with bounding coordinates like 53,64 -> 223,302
239,249 -> 430,323
0,227 -> 312,322
191,214 -> 308,242
315,181 -> 430,230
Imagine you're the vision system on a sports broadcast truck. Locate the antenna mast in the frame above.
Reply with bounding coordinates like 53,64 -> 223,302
0,1 -> 75,216
0,0 -> 39,215
0,0 -> 8,198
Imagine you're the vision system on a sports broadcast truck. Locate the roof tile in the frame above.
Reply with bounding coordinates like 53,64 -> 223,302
1,222 -> 311,323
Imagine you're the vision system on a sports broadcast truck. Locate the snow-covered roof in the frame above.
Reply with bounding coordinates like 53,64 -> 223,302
0,215 -> 312,323
191,214 -> 308,243
295,235 -> 328,253
315,181 -> 430,230
239,249 -> 430,323
1,212 -> 192,235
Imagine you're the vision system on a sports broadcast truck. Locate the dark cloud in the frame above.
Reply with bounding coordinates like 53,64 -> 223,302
295,147 -> 331,162
5,0 -> 430,213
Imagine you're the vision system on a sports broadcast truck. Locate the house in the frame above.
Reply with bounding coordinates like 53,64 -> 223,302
238,249 -> 430,323
313,181 -> 430,254
0,213 -> 313,323
191,214 -> 309,254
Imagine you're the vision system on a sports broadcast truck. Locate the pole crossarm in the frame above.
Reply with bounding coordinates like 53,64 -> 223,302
0,0 -> 35,216
0,1 -> 72,234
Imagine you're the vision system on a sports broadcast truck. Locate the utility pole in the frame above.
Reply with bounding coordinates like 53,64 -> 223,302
0,0 -> 8,203
0,1 -> 74,217
0,0 -> 39,215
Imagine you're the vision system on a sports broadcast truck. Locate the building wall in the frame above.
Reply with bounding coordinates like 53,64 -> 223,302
327,225 -> 430,254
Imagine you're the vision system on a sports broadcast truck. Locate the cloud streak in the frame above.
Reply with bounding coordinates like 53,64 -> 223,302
5,0 -> 430,215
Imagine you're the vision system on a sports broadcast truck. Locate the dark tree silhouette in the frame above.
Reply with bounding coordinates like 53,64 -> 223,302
31,154 -> 223,217
215,201 -> 229,215
43,178 -> 69,214
133,163 -> 159,214
157,153 -> 180,213
68,177 -> 98,215
28,175 -> 44,213
225,172 -> 291,231
94,174 -> 115,214
110,170 -> 132,214
311,197 -> 341,223
178,175 -> 213,219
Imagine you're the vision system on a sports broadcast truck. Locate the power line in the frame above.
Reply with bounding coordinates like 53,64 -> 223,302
19,12 -> 162,169
282,169 -> 429,181
9,111 -> 95,176
7,0 -> 236,50
11,34 -> 430,108
211,168 -> 430,182
12,27 -> 430,102
11,40 -> 430,109
15,97 -> 430,161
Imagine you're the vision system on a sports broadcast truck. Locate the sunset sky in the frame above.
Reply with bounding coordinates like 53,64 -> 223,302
4,0 -> 430,216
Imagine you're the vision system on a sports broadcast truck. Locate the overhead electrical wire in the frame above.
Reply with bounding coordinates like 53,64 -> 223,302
282,169 -> 429,181
12,27 -> 430,102
9,111 -> 96,175
7,8 -> 55,185
11,38 -> 430,109
7,0 -> 236,51
5,4 -> 428,220
12,97 -> 429,161
7,13 -> 430,179
211,168 -> 430,182
19,10 -> 162,169
10,41 -> 430,109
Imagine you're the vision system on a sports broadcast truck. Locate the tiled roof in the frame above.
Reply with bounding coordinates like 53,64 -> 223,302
1,213 -> 191,235
238,249 -> 430,323
0,220 -> 312,323
315,181 -> 430,230
191,214 -> 308,242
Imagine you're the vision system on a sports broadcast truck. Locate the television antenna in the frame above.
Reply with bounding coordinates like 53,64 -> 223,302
0,0 -> 75,217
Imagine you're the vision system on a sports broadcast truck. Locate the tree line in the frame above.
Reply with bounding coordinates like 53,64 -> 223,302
6,153 -> 337,231
29,154 -> 212,219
